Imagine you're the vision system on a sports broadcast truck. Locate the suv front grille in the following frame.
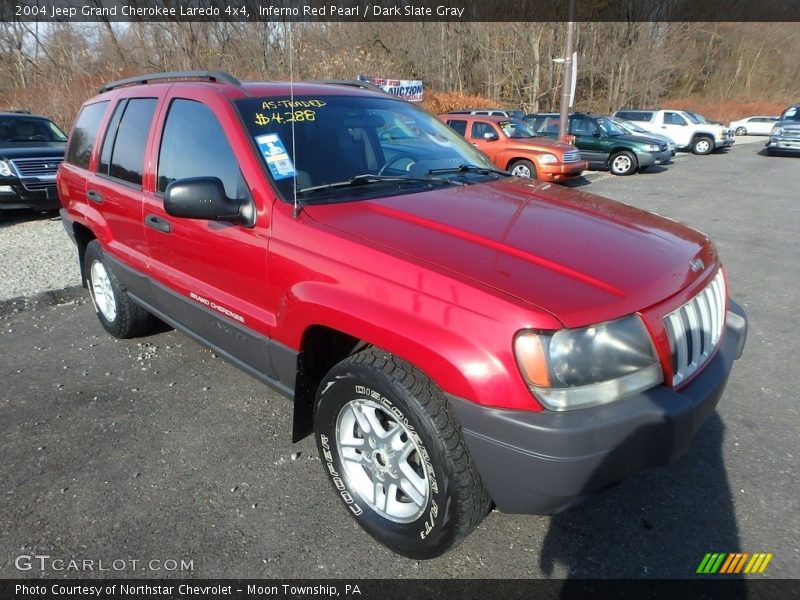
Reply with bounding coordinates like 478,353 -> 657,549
10,157 -> 63,178
562,150 -> 581,163
782,126 -> 800,141
664,270 -> 726,386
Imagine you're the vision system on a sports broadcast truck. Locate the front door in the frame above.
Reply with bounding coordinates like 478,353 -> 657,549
468,120 -> 503,163
569,116 -> 608,164
142,93 -> 276,376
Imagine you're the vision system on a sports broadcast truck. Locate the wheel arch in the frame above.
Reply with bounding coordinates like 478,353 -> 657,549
72,221 -> 97,288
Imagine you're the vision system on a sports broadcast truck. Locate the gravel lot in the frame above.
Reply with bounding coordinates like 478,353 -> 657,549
1,136 -> 798,580
0,214 -> 80,301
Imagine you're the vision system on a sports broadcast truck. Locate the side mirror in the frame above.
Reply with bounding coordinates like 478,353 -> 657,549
164,177 -> 254,227
592,131 -> 602,138
483,131 -> 499,141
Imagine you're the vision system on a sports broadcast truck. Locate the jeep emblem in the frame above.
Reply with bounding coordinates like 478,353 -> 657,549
690,258 -> 705,272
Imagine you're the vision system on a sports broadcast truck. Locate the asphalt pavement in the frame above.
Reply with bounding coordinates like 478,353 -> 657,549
1,137 -> 798,579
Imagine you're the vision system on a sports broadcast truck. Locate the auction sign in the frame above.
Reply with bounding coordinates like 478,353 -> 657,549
357,75 -> 424,101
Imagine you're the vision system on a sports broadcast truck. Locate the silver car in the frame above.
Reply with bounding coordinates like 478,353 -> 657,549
611,117 -> 677,157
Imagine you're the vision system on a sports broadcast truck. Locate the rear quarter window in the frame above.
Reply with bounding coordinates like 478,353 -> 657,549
616,111 -> 652,122
65,101 -> 109,169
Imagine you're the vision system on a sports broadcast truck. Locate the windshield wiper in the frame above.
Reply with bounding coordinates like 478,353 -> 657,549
296,173 -> 462,195
426,164 -> 509,178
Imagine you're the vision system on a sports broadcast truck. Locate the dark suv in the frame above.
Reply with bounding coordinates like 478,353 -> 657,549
58,71 -> 746,559
0,111 -> 67,213
767,104 -> 800,156
536,112 -> 672,175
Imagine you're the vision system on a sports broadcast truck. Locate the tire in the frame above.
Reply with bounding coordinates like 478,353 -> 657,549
734,126 -> 747,136
314,348 -> 491,559
84,240 -> 154,339
692,136 -> 714,155
509,159 -> 537,179
609,151 -> 637,176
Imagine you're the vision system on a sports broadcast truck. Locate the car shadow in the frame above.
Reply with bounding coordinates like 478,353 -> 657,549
0,209 -> 59,228
638,164 -> 669,174
561,176 -> 594,188
538,413 -> 743,587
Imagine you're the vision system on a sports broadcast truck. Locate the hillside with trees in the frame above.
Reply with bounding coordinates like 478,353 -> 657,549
1,21 -> 796,128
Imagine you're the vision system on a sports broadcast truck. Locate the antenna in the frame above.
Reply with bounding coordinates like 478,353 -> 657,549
289,22 -> 300,219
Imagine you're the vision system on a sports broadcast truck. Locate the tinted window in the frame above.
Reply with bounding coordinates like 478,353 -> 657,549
98,100 -> 127,175
65,101 -> 109,169
158,99 -> 245,199
447,120 -> 468,136
616,111 -> 651,122
108,98 -> 157,186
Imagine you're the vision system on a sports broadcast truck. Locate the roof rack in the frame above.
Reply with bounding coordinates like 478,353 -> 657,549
99,70 -> 241,93
312,80 -> 389,95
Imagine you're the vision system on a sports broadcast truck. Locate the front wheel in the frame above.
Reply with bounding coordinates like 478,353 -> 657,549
509,158 -> 537,179
692,136 -> 714,155
609,151 -> 638,175
734,126 -> 747,136
314,349 -> 491,559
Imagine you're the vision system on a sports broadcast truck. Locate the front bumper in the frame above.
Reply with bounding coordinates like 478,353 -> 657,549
539,160 -> 588,182
635,148 -> 673,167
448,300 -> 747,515
717,136 -> 735,148
0,179 -> 60,211
767,138 -> 800,154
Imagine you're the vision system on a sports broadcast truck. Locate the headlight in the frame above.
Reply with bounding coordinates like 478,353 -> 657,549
643,144 -> 660,152
0,160 -> 12,177
771,127 -> 783,137
514,315 -> 663,411
539,153 -> 559,165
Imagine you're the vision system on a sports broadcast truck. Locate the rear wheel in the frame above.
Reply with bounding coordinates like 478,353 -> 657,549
314,349 -> 491,559
609,151 -> 637,176
509,159 -> 537,179
84,240 -> 154,339
692,136 -> 714,155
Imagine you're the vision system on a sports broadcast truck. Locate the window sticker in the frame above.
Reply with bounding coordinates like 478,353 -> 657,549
255,133 -> 296,180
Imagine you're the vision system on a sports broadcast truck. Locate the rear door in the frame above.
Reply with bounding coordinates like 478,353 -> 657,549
142,88 -> 277,377
84,95 -> 160,284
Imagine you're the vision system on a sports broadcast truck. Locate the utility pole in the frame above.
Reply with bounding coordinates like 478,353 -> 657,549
557,0 -> 577,143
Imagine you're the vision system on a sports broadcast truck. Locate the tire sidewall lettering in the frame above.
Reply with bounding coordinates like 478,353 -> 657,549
317,379 -> 444,539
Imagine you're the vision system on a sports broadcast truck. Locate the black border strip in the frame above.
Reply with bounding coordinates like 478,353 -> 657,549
2,578 -> 799,600
2,0 -> 800,23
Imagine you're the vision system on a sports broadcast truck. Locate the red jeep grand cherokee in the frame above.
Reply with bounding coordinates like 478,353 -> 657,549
58,71 -> 747,559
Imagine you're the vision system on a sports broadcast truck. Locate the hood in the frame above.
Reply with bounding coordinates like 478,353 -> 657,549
0,144 -> 65,159
304,178 -> 715,328
507,137 -> 578,155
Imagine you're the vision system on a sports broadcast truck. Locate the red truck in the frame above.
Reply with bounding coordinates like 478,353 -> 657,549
58,71 -> 747,559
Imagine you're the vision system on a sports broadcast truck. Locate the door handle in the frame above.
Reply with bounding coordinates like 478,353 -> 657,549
86,189 -> 102,204
145,214 -> 171,234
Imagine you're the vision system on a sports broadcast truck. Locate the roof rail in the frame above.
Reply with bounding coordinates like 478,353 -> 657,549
99,70 -> 241,93
312,80 -> 389,95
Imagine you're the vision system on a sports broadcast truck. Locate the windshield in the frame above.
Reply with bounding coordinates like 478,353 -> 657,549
235,95 -> 499,203
0,116 -> 67,143
781,106 -> 799,121
596,117 -> 627,136
499,119 -> 537,138
685,112 -> 702,124
614,118 -> 645,134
